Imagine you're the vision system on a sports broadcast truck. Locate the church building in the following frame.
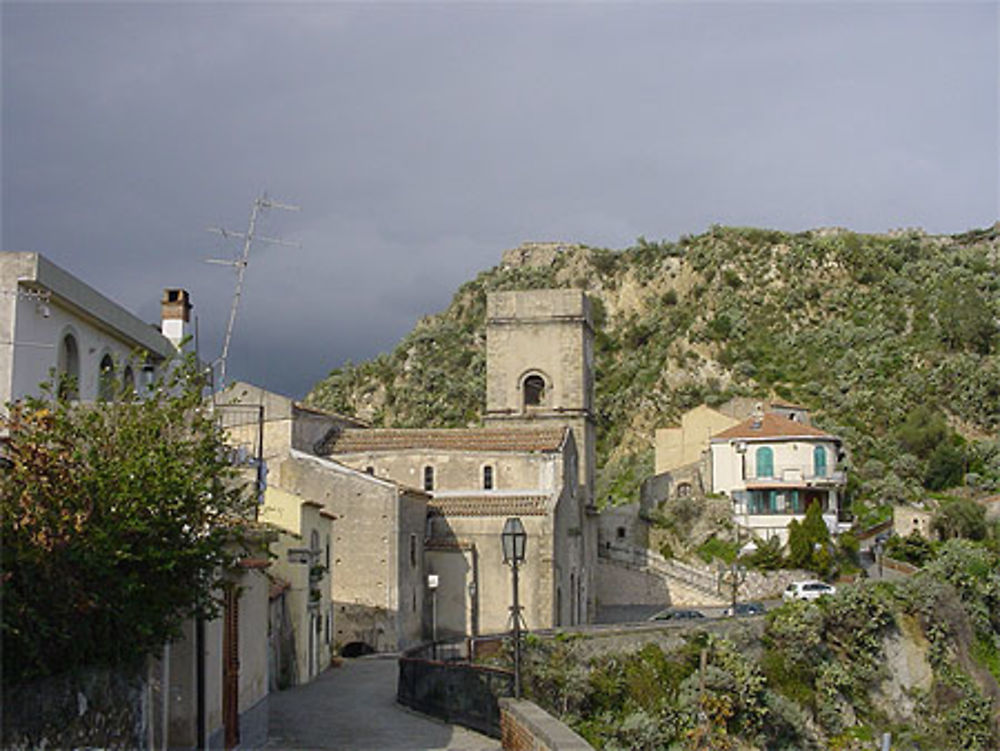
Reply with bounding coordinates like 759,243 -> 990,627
323,289 -> 599,638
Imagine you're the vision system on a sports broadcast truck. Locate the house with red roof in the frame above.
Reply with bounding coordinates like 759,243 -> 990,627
709,410 -> 847,545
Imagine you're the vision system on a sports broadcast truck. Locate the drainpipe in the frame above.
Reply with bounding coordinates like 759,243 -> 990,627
196,616 -> 205,749
469,544 -> 479,638
162,642 -> 170,751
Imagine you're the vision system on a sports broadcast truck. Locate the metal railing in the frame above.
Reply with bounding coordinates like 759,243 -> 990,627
397,640 -> 514,738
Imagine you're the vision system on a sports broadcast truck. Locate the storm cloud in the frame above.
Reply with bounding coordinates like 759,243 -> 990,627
3,2 -> 996,397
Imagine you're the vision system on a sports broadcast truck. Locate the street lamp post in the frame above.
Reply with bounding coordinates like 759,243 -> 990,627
727,495 -> 747,615
501,517 -> 527,699
427,574 -> 439,659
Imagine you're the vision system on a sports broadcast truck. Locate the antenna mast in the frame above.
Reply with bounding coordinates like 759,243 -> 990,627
206,193 -> 300,387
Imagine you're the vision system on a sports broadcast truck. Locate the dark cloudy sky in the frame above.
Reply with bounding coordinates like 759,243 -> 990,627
3,2 -> 997,399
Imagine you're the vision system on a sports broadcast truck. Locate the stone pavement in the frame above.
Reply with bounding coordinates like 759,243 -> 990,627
264,654 -> 501,750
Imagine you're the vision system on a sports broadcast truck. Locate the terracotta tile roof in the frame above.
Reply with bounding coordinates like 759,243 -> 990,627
324,426 -> 568,454
428,494 -> 550,517
269,577 -> 291,599
711,412 -> 836,441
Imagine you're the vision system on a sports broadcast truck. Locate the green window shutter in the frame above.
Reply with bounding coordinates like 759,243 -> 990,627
756,447 -> 774,478
814,445 -> 827,477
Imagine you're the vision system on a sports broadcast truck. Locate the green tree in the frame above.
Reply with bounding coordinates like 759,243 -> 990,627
787,503 -> 833,574
1,358 -> 255,684
925,440 -> 966,490
886,531 -> 936,566
937,279 -> 995,354
897,405 -> 949,459
932,498 -> 987,542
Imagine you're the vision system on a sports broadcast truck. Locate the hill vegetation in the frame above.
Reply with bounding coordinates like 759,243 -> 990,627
513,539 -> 1000,750
306,225 -> 1000,510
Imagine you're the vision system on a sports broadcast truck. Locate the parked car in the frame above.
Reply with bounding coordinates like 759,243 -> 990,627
783,580 -> 836,602
723,601 -> 766,617
648,608 -> 706,622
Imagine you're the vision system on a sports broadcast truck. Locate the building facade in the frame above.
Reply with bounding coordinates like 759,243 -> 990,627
325,425 -> 587,636
276,450 -> 428,653
710,412 -> 846,544
261,487 -> 335,686
0,251 -> 178,406
324,288 -> 600,638
215,381 -> 427,655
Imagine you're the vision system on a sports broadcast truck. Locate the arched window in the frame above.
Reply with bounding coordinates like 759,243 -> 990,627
423,466 -> 434,491
57,333 -> 79,400
98,354 -> 115,402
813,445 -> 828,477
122,365 -> 135,396
310,529 -> 320,554
569,573 -> 576,626
483,465 -> 494,490
523,374 -> 545,407
677,482 -> 692,498
755,447 -> 774,478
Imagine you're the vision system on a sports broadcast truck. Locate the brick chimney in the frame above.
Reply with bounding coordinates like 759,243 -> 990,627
161,288 -> 191,349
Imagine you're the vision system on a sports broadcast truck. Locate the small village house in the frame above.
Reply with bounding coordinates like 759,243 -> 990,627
710,410 -> 847,545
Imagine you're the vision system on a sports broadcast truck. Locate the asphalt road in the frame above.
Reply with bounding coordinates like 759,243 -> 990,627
265,655 -> 500,751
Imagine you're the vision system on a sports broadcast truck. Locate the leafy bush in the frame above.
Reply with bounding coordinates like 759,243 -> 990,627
696,535 -> 738,565
787,503 -> 833,574
746,536 -> 784,571
932,497 -> 988,541
886,531 -> 936,566
1,357 -> 255,684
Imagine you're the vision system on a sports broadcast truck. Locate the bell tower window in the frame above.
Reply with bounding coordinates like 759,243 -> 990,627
523,374 -> 545,408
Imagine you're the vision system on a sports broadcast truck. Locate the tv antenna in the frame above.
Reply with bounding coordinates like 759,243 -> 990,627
206,193 -> 300,387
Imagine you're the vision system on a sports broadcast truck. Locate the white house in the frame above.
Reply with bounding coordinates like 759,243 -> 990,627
0,251 -> 181,405
0,252 -> 275,749
710,411 -> 846,545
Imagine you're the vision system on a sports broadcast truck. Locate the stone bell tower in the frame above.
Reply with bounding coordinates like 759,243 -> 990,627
484,289 -> 596,507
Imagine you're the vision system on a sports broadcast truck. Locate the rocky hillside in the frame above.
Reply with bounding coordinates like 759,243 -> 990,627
306,225 -> 1000,508
514,539 -> 1000,750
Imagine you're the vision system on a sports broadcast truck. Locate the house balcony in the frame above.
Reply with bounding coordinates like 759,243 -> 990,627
744,468 -> 845,489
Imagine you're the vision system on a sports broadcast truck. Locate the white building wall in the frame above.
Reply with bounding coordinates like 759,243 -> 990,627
711,439 -> 839,495
9,296 -> 153,403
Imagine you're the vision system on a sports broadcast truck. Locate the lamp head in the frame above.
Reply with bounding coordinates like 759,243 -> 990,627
501,517 -> 527,564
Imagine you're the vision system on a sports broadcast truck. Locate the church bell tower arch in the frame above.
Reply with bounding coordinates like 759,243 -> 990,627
484,289 -> 595,506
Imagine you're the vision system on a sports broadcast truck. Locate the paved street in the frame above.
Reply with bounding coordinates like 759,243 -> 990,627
265,655 -> 501,750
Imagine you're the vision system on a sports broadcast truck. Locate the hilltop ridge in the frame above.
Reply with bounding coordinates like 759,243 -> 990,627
306,224 -> 1000,508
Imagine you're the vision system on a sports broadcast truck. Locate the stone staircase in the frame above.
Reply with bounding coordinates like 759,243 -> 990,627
598,543 -> 805,607
599,543 -> 728,606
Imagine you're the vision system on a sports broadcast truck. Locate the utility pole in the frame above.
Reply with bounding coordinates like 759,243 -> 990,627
206,193 -> 300,387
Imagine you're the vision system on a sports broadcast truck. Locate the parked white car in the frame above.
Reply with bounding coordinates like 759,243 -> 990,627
783,580 -> 836,602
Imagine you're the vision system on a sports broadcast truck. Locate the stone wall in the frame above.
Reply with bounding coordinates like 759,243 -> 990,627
277,453 -> 426,651
596,557 -> 670,607
499,698 -> 593,751
2,664 -> 148,750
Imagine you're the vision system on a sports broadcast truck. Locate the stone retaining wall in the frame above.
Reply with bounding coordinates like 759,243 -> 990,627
598,544 -> 812,607
499,698 -> 593,751
596,558 -> 671,606
2,664 -> 148,750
